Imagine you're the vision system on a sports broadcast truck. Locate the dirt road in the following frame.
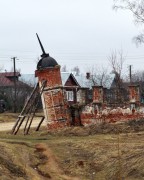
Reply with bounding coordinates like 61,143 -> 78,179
0,118 -> 46,132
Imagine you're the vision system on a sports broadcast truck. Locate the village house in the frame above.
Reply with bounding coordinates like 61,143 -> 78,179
19,68 -> 143,110
61,72 -> 91,105
0,72 -> 32,111
106,73 -> 129,107
20,72 -> 93,106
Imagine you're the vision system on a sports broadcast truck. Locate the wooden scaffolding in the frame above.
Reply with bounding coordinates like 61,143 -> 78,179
11,80 -> 46,135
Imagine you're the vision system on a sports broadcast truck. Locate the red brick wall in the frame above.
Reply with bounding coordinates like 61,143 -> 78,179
129,85 -> 140,103
44,89 -> 69,121
35,66 -> 62,88
92,86 -> 103,103
35,66 -> 70,129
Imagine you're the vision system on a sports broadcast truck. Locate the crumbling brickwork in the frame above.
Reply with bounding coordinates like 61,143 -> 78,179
35,66 -> 62,88
77,88 -> 88,105
92,86 -> 104,104
129,85 -> 140,103
80,105 -> 144,126
34,33 -> 144,130
35,66 -> 70,129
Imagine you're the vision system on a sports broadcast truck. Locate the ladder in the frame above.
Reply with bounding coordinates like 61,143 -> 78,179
11,80 -> 46,135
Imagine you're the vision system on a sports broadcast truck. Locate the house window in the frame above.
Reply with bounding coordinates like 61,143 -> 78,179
66,91 -> 74,101
77,90 -> 80,102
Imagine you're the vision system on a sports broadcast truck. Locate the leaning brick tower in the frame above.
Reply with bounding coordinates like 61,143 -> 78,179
35,34 -> 70,129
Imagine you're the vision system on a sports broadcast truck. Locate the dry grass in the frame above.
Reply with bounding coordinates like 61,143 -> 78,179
0,118 -> 144,179
45,132 -> 144,180
0,111 -> 44,123
0,112 -> 19,122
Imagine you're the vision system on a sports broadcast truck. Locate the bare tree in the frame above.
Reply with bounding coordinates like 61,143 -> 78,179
72,66 -> 80,76
109,50 -> 125,77
108,50 -> 126,103
61,65 -> 67,72
131,70 -> 144,82
86,65 -> 112,87
0,66 -> 3,72
5,81 -> 32,112
113,0 -> 144,44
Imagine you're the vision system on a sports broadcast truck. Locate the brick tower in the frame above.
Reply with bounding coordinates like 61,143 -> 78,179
92,86 -> 104,112
35,34 -> 70,129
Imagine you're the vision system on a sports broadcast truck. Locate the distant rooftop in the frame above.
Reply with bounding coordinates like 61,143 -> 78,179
19,74 -> 38,86
19,72 -> 115,89
0,72 -> 29,87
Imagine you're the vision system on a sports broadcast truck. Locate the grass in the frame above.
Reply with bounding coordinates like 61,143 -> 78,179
0,131 -> 144,179
0,117 -> 144,179
0,111 -> 44,122
0,112 -> 19,122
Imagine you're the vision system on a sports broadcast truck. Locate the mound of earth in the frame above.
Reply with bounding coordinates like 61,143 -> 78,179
45,118 -> 144,136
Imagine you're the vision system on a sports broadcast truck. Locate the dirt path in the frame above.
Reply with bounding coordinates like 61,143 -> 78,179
0,118 -> 46,132
35,143 -> 80,180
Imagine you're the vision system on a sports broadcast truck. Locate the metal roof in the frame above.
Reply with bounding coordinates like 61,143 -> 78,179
19,72 -> 115,89
60,72 -> 71,86
0,72 -> 21,87
19,74 -> 38,87
37,56 -> 58,70
36,33 -> 58,70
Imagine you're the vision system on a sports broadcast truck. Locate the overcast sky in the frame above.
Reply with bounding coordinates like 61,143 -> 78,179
0,0 -> 144,74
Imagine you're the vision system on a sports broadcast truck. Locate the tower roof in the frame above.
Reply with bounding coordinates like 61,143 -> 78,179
37,56 -> 58,69
36,33 -> 58,70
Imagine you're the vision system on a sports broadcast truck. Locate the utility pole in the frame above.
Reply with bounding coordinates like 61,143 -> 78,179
129,65 -> 132,84
11,57 -> 17,113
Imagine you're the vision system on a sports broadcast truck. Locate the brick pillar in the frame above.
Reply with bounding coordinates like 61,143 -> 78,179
103,87 -> 107,105
92,86 -> 104,112
77,88 -> 88,105
92,86 -> 104,103
128,85 -> 140,109
35,65 -> 70,129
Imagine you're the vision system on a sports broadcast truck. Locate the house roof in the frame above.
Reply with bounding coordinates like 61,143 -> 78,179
19,74 -> 38,87
0,72 -> 20,77
61,72 -> 80,87
20,72 -> 82,87
74,74 -> 92,88
61,72 -> 71,86
19,72 -> 115,89
60,72 -> 93,88
0,72 -> 21,87
37,56 -> 58,70
36,33 -> 58,70
73,73 -> 115,89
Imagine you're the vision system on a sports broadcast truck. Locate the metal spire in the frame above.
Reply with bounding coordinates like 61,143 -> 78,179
36,33 -> 49,57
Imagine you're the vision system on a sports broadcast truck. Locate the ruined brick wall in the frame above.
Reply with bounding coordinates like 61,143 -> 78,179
35,66 -> 62,88
80,105 -> 144,126
35,66 -> 70,129
92,86 -> 104,103
129,85 -> 140,103
77,88 -> 88,105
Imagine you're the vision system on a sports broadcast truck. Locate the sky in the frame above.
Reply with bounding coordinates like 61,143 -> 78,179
0,0 -> 144,75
